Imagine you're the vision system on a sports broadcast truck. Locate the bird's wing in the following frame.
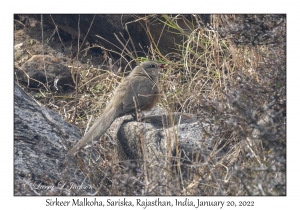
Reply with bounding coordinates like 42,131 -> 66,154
121,76 -> 158,114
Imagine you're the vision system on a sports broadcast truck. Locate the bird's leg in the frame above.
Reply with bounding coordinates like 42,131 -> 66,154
131,110 -> 143,122
131,112 -> 137,121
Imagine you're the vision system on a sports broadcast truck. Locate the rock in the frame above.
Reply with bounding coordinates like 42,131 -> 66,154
14,82 -> 91,195
14,43 -> 26,62
103,107 -> 211,182
27,15 -> 210,57
29,14 -> 134,55
15,55 -> 74,91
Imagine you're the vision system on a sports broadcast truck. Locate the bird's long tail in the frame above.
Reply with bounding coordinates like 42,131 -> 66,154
68,105 -> 120,155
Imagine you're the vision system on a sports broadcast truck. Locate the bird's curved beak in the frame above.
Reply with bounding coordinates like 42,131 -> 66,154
158,64 -> 165,69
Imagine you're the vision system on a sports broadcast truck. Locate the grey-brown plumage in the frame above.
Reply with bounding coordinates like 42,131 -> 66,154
68,61 -> 160,155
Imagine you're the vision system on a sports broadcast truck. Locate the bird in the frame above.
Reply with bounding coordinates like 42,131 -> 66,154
68,60 -> 161,155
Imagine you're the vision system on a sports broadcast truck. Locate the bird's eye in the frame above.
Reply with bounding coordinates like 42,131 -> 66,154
150,64 -> 157,68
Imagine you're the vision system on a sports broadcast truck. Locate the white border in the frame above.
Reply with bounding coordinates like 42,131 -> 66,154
4,1 -> 296,209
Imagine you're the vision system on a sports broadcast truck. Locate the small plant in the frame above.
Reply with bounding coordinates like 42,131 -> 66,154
29,39 -> 35,45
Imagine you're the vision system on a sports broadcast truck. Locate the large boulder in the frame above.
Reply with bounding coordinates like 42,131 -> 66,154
27,14 -> 210,57
14,82 -> 85,195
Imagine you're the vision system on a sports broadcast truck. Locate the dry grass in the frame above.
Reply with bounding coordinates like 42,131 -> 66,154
14,14 -> 286,195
